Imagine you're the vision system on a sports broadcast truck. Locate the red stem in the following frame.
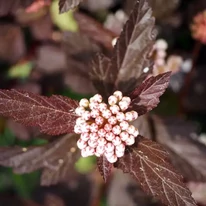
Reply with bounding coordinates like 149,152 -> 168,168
179,41 -> 202,114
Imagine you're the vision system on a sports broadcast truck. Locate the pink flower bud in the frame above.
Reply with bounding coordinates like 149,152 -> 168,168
133,129 -> 139,137
107,154 -> 117,163
75,107 -> 85,116
96,145 -> 105,155
76,117 -> 85,125
113,91 -> 123,100
108,95 -> 118,105
104,151 -> 114,158
112,136 -> 122,146
98,137 -> 107,146
90,133 -> 99,141
89,102 -> 99,110
104,124 -> 112,132
157,50 -> 166,58
88,139 -> 98,148
81,148 -> 89,157
85,146 -> 95,156
98,103 -> 107,112
127,125 -> 136,135
77,139 -> 87,149
108,116 -> 117,125
122,97 -> 131,104
89,97 -> 96,103
102,109 -> 112,119
82,111 -> 91,121
79,98 -> 89,107
105,142 -> 115,152
119,101 -> 129,111
74,125 -> 82,134
120,131 -> 129,141
90,123 -> 98,133
98,129 -> 106,138
155,39 -> 168,50
156,58 -> 165,66
125,112 -> 133,122
81,133 -> 90,141
125,135 -> 135,146
95,116 -> 104,125
115,143 -> 125,152
120,121 -> 129,130
95,151 -> 101,157
131,111 -> 138,120
90,110 -> 100,118
116,112 -> 125,122
81,123 -> 90,133
105,132 -> 115,141
112,125 -> 121,135
110,105 -> 120,114
116,150 -> 124,158
92,94 -> 103,103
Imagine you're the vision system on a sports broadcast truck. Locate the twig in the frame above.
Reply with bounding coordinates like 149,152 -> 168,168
179,41 -> 202,114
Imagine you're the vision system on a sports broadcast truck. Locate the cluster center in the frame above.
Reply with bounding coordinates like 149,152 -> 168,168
74,91 -> 139,163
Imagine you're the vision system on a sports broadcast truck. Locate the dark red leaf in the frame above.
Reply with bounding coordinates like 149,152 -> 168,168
0,89 -> 78,135
97,156 -> 113,182
74,12 -> 117,50
108,171 -> 164,206
90,53 -> 113,100
87,0 -> 156,98
36,45 -> 67,74
0,24 -> 26,63
59,0 -> 83,13
152,115 -> 206,182
115,137 -> 197,206
0,134 -> 80,185
63,31 -> 99,95
129,72 -> 171,116
40,135 -> 80,186
111,0 -> 156,94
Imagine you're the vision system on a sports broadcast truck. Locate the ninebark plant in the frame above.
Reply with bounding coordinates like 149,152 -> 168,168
0,0 -> 197,205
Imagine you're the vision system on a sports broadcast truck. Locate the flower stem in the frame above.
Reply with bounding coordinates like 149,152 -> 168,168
179,41 -> 202,114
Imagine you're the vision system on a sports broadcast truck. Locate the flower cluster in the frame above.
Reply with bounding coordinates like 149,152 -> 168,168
74,91 -> 139,163
152,39 -> 183,76
191,10 -> 206,44
154,39 -> 168,68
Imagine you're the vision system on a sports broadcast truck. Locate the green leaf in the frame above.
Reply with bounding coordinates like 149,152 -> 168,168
75,156 -> 96,174
8,62 -> 33,79
0,128 -> 15,146
12,171 -> 40,199
51,0 -> 78,31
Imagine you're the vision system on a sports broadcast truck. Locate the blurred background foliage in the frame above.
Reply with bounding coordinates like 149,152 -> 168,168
1,0 -> 206,205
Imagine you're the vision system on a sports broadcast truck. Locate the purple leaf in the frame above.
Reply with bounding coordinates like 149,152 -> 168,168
111,0 -> 156,94
0,89 -> 78,135
74,12 -> 116,50
0,24 -> 26,63
97,156 -> 113,182
59,0 -> 83,13
63,31 -> 98,95
153,115 -> 206,182
90,53 -> 113,100
129,72 -> 171,116
0,134 -> 80,185
115,137 -> 197,206
88,0 -> 156,97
